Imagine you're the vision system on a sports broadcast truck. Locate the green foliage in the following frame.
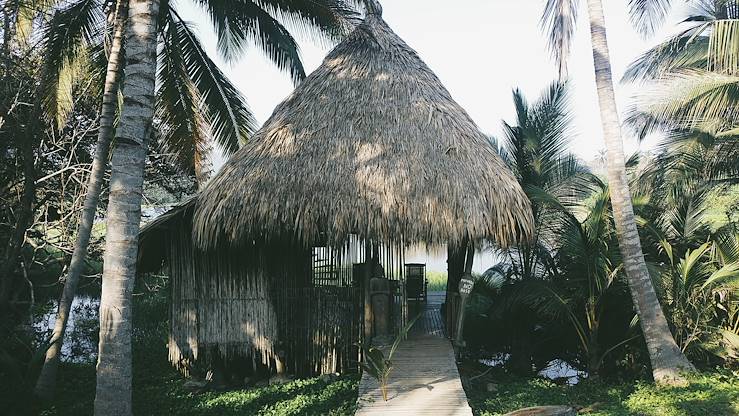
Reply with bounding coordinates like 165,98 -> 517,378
650,239 -> 739,361
465,370 -> 739,416
624,1 -> 739,138
39,0 -> 104,129
41,362 -> 359,416
477,83 -> 639,377
157,9 -> 257,177
427,271 -> 448,291
474,80 -> 739,378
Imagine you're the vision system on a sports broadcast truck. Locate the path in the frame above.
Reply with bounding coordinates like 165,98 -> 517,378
355,291 -> 473,415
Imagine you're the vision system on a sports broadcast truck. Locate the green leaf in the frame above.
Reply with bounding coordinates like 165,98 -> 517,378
702,262 -> 739,290
168,10 -> 256,157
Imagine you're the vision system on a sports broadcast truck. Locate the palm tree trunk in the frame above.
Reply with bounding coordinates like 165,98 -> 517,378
585,0 -> 694,384
93,0 -> 159,413
34,0 -> 129,400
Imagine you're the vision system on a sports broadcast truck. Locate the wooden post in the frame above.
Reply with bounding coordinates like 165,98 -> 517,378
455,241 -> 475,350
363,241 -> 373,342
463,242 -> 474,274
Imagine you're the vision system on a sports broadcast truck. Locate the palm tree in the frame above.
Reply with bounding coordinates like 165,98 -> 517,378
487,82 -> 596,373
92,0 -> 159,412
492,82 -> 592,287
629,131 -> 739,362
92,0 -> 362,412
541,0 -> 695,382
34,0 -> 359,400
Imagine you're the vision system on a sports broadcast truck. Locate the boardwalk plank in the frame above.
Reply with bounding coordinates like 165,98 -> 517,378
355,291 -> 473,415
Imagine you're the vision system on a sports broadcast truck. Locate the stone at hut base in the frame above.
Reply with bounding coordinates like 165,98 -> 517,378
503,406 -> 577,416
182,379 -> 208,393
486,382 -> 498,392
319,373 -> 339,383
269,374 -> 294,385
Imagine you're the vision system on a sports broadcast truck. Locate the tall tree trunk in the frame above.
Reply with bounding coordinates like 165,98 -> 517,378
585,0 -> 694,384
93,0 -> 158,413
195,142 -> 213,189
34,0 -> 129,400
1,0 -> 19,77
0,104 -> 37,312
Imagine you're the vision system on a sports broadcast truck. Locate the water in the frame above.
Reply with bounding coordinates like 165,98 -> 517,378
538,359 -> 585,384
479,355 -> 586,385
33,295 -> 99,363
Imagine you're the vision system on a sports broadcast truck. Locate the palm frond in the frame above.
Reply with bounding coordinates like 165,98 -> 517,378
628,0 -> 673,37
712,224 -> 739,263
39,0 -> 104,128
541,0 -> 579,80
196,0 -> 305,83
631,69 -> 739,132
708,18 -> 739,74
701,262 -> 739,289
170,9 -> 256,156
157,12 -> 212,182
16,0 -> 57,44
252,0 -> 360,42
622,28 -> 709,83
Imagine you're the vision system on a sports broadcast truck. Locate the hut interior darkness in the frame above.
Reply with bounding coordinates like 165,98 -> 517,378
138,0 -> 533,380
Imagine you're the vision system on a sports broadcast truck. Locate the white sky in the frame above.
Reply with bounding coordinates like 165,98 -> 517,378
176,0 -> 688,166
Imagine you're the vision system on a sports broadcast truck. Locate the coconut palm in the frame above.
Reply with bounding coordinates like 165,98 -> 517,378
92,0 -> 159,412
493,182 -> 639,377
484,82 -> 596,374
494,82 -> 593,285
624,1 -> 739,137
541,0 -> 695,382
33,0 -> 126,400
34,0 -> 360,400
93,0 -> 362,412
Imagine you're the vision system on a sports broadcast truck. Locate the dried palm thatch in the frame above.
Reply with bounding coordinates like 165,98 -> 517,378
193,4 -> 533,249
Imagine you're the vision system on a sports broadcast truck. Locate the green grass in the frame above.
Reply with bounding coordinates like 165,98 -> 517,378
464,371 -> 739,416
427,271 -> 448,291
40,362 -> 359,416
33,290 -> 359,416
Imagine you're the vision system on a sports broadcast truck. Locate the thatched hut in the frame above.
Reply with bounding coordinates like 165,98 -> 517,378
139,1 -> 533,379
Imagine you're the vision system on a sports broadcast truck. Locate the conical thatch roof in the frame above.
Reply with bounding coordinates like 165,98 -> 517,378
194,6 -> 533,249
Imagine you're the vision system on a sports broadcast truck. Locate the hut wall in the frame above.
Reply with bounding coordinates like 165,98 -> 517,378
164,221 -> 368,376
167,223 -> 283,372
163,217 -> 408,376
274,286 -> 362,375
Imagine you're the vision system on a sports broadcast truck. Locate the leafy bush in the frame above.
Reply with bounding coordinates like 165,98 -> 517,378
464,369 -> 739,416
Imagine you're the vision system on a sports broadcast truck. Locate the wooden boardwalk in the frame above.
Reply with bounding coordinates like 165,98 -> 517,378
355,292 -> 473,415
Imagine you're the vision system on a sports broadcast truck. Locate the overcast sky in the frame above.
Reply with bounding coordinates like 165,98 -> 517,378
176,0 -> 688,166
